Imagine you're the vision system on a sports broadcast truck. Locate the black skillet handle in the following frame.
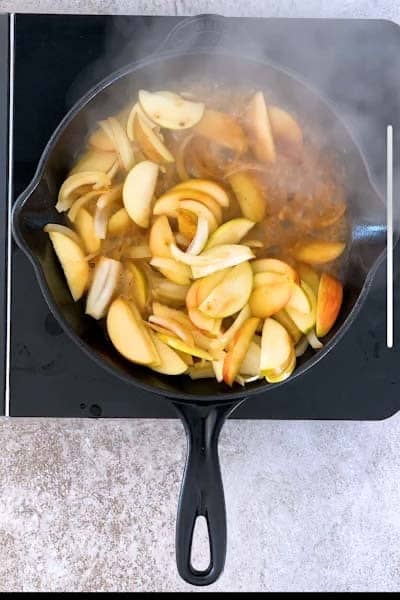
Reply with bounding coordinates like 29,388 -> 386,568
156,14 -> 231,55
172,399 -> 244,586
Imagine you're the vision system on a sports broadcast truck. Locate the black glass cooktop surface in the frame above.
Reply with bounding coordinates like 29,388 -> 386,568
4,13 -> 400,418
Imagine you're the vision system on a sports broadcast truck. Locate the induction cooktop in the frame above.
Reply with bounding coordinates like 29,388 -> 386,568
1,13 -> 399,419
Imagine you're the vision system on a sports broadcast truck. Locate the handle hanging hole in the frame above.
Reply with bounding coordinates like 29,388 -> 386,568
190,515 -> 211,572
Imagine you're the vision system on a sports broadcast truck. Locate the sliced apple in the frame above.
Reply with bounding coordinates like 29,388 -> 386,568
254,271 -> 290,287
286,283 -> 311,314
199,262 -> 253,318
188,364 -> 215,380
240,341 -> 261,376
195,270 -> 230,305
186,216 -> 209,255
56,171 -> 111,212
149,315 -> 194,346
188,307 -> 221,336
125,262 -> 148,312
153,280 -> 189,306
179,200 -> 218,233
174,189 -> 222,223
260,317 -> 293,375
186,280 -> 201,309
68,189 -> 105,223
316,272 -> 343,337
228,172 -> 266,223
177,209 -> 197,240
206,218 -> 255,249
149,215 -> 174,258
86,257 -> 121,319
211,304 -> 252,352
74,208 -> 101,254
249,280 -> 293,318
243,91 -> 276,163
172,179 -> 230,208
286,280 -> 317,334
293,241 -> 346,265
123,160 -> 159,228
157,333 -> 212,361
107,297 -> 159,365
273,309 -> 302,344
138,89 -> 205,130
47,230 -> 89,301
296,262 -> 320,297
150,257 -> 192,285
268,105 -> 303,152
133,113 -> 174,164
44,223 -> 82,246
149,334 -> 188,375
191,244 -> 254,279
123,245 -> 152,259
264,349 -> 296,383
251,258 -> 298,282
108,208 -> 133,235
194,109 -> 248,154
126,102 -> 158,141
223,317 -> 260,385
152,302 -> 193,330
88,127 -> 115,152
102,117 -> 135,171
153,195 -> 180,218
70,149 -> 117,175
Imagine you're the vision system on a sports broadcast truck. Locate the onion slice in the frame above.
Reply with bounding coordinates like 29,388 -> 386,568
86,257 -> 121,319
295,336 -> 309,357
68,189 -> 105,222
186,216 -> 209,255
56,171 -> 111,212
307,329 -> 323,349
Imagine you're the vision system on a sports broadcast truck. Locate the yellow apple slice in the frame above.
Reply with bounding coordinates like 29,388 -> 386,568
149,215 -> 174,258
286,280 -> 317,334
316,272 -> 343,337
296,262 -> 320,297
157,333 -> 213,361
94,185 -> 123,240
125,262 -> 148,312
177,189 -> 222,223
56,171 -> 111,212
199,262 -> 253,318
179,200 -> 218,233
188,364 -> 215,379
150,257 -> 192,285
101,117 -> 135,171
239,341 -> 261,376
244,91 -> 276,163
107,298 -> 159,365
123,245 -> 152,260
149,315 -> 194,346
254,271 -> 290,287
260,317 -> 293,374
206,218 -> 255,249
86,257 -> 121,319
249,280 -> 293,318
152,302 -> 192,328
251,258 -> 298,282
133,113 -> 174,164
223,317 -> 260,385
228,172 -> 266,222
188,307 -> 221,335
177,209 -> 197,240
126,101 -> 159,141
153,280 -> 189,306
172,179 -> 230,208
70,149 -> 117,175
68,189 -> 105,223
108,208 -> 133,235
264,348 -> 296,383
268,105 -> 303,151
293,241 -> 346,265
194,109 -> 248,153
47,230 -> 89,301
148,334 -> 188,375
153,195 -> 180,218
88,127 -> 115,151
74,208 -> 101,254
195,270 -> 230,305
190,245 -> 255,279
273,309 -> 302,344
123,160 -> 159,228
286,283 -> 311,314
138,89 -> 205,130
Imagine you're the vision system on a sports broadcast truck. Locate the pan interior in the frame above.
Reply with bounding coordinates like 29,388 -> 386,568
13,53 -> 386,399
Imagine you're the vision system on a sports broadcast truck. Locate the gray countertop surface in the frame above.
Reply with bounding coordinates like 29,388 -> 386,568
1,0 -> 400,593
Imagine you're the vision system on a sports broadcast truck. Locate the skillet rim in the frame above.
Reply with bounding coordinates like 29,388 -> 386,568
11,48 -> 387,402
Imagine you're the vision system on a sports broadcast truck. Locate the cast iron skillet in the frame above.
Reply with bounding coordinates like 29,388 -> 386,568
12,15 -> 386,586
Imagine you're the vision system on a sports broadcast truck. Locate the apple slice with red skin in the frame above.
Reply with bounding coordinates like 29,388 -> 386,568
223,317 -> 260,385
316,272 -> 343,337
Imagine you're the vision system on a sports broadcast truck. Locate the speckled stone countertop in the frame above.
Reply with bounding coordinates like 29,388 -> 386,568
1,0 -> 400,593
